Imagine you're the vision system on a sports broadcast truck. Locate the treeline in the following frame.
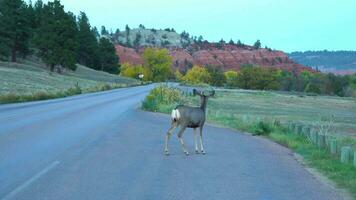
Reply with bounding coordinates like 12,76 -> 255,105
178,65 -> 356,97
0,0 -> 118,73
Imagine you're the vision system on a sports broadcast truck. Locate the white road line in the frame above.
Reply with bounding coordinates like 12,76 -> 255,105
2,160 -> 60,200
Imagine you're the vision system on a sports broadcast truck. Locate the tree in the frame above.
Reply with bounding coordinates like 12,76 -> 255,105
253,39 -> 261,49
175,70 -> 183,81
98,37 -> 119,74
34,0 -> 78,71
236,39 -> 244,47
125,24 -> 131,46
197,35 -> 203,43
101,25 -> 108,35
77,12 -> 100,69
206,65 -> 226,86
224,71 -> 239,87
182,65 -> 211,84
133,32 -> 142,48
142,48 -> 173,82
0,0 -> 31,61
237,66 -> 280,90
228,39 -> 235,45
120,63 -> 151,81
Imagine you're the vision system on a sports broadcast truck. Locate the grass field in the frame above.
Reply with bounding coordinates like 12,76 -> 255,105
0,60 -> 139,96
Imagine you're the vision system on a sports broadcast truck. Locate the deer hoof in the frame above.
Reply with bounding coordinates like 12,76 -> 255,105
164,151 -> 170,156
195,150 -> 199,154
201,150 -> 206,155
185,152 -> 190,156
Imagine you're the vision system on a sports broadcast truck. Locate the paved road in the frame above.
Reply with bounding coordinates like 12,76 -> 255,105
0,85 -> 344,200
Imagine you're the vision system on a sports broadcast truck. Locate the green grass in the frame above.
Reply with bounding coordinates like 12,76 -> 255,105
142,85 -> 356,198
0,60 -> 140,103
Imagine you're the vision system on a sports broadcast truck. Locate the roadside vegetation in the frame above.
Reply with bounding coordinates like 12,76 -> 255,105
142,85 -> 356,198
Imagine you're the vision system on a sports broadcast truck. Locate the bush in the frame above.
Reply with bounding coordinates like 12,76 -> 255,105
141,85 -> 182,111
253,121 -> 273,136
66,84 -> 82,96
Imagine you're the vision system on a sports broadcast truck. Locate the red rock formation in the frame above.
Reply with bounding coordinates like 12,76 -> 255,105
115,44 -> 313,73
115,45 -> 143,65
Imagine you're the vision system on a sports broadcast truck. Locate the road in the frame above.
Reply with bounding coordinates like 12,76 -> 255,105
0,85 -> 344,200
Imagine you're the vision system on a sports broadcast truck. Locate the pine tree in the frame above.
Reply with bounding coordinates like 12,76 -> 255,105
0,0 -> 30,61
253,39 -> 261,49
34,0 -> 78,71
77,12 -> 100,69
98,38 -> 119,74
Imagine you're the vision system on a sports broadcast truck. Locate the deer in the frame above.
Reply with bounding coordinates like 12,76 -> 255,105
164,88 -> 215,156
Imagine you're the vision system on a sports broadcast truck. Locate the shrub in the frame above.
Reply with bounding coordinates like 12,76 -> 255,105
141,85 -> 182,111
253,121 -> 273,136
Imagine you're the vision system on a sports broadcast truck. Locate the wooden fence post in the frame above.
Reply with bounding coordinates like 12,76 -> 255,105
340,146 -> 352,163
310,129 -> 318,145
329,139 -> 337,155
317,134 -> 326,149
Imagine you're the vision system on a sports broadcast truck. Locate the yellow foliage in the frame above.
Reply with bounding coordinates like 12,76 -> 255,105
224,70 -> 239,87
182,65 -> 211,84
142,48 -> 173,82
120,63 -> 152,81
175,70 -> 183,81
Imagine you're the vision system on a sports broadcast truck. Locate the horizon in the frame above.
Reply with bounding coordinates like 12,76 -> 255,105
36,0 -> 356,53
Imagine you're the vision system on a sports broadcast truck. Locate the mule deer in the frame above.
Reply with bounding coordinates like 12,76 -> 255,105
164,89 -> 215,155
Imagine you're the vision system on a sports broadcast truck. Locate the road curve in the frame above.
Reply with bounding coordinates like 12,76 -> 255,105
0,85 -> 344,200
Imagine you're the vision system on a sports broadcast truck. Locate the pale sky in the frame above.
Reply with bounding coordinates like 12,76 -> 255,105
40,0 -> 356,52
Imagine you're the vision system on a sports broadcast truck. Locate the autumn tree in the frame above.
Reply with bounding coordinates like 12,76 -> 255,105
182,65 -> 211,84
142,48 -> 172,82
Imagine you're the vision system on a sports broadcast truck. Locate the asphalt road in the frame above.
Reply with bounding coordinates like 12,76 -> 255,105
0,84 -> 344,200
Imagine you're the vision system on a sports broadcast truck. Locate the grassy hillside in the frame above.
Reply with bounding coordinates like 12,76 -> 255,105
0,60 -> 139,96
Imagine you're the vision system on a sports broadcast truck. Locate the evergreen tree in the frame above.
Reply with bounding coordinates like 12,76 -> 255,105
125,24 -> 131,46
228,39 -> 235,45
236,39 -> 243,47
77,12 -> 100,69
253,39 -> 261,49
0,0 -> 30,61
34,0 -> 78,71
101,25 -> 108,35
133,32 -> 142,48
98,37 -> 119,74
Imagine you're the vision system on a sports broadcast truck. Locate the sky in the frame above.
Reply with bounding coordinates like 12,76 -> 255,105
41,0 -> 356,52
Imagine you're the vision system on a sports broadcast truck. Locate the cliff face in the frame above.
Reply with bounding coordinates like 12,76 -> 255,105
115,44 -> 312,73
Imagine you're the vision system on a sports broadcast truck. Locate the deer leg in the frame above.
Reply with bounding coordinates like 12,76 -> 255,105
177,125 -> 189,155
164,122 -> 177,155
199,126 -> 206,154
194,128 -> 199,154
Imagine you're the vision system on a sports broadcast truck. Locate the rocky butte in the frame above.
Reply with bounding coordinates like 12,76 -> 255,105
111,28 -> 313,73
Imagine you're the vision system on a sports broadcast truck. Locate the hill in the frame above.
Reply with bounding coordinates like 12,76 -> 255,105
288,51 -> 356,74
109,27 -> 312,73
0,60 -> 139,95
111,27 -> 191,48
